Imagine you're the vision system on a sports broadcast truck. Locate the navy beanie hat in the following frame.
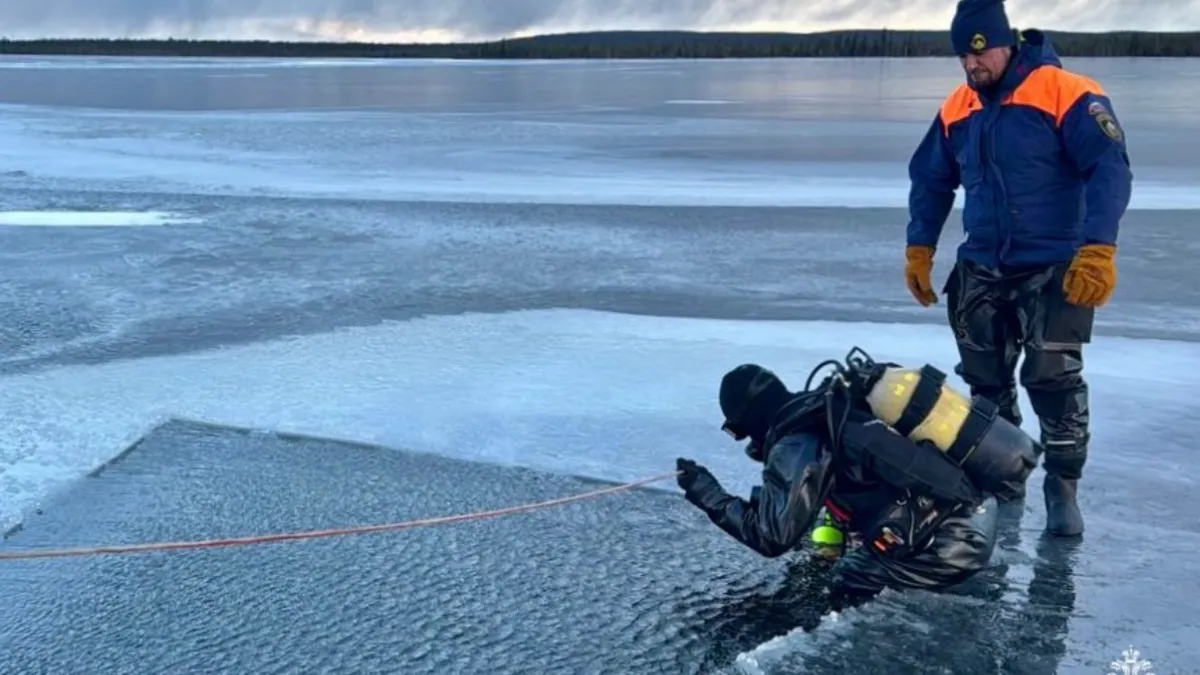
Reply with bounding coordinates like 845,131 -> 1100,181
950,0 -> 1016,55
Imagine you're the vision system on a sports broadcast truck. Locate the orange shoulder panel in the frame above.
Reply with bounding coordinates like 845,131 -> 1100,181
1007,67 -> 1107,126
939,84 -> 979,134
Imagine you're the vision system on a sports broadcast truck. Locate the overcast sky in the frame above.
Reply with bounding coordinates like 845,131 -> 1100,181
0,0 -> 1192,42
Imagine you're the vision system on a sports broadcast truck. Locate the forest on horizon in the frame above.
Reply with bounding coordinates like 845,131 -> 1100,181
1,29 -> 1198,58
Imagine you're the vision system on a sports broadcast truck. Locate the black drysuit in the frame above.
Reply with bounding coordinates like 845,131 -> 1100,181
682,408 -> 999,609
943,260 -> 1093,480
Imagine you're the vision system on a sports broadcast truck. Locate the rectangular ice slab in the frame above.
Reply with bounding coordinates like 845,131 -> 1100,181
0,419 -> 785,675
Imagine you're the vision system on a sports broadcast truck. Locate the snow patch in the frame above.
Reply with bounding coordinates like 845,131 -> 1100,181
0,210 -> 200,227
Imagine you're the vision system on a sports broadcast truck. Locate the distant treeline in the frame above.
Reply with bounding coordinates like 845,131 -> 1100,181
1,30 -> 1198,59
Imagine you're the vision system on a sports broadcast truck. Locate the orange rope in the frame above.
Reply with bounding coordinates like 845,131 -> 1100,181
0,470 -> 682,561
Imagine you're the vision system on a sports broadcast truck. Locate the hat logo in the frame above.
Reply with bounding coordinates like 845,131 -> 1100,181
970,33 -> 987,51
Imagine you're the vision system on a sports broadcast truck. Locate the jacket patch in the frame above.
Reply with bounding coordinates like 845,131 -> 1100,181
1099,107 -> 1123,140
1091,104 -> 1123,141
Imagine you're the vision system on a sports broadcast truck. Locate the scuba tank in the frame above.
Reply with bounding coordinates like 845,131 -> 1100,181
845,351 -> 1037,502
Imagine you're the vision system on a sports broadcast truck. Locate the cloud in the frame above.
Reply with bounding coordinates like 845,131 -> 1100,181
0,0 -> 1194,42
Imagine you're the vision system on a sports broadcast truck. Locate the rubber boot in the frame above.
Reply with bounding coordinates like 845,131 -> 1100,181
1042,436 -> 1086,537
1043,473 -> 1083,537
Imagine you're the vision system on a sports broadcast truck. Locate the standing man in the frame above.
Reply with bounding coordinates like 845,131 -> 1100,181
902,0 -> 1132,537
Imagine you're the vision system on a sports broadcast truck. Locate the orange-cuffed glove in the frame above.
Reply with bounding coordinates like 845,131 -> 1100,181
1063,244 -> 1117,307
905,245 -> 938,306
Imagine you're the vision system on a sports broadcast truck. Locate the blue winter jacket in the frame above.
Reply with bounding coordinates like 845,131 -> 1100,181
906,30 -> 1133,268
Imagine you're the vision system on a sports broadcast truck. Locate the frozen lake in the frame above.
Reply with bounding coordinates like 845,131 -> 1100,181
0,56 -> 1198,674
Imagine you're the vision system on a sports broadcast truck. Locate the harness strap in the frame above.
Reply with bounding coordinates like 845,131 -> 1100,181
891,365 -> 946,436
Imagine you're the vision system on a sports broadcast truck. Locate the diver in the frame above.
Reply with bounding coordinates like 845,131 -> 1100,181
676,351 -> 1039,614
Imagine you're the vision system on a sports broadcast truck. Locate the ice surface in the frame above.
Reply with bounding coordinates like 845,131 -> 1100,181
0,56 -> 1197,670
0,108 -> 1194,208
0,56 -> 554,70
2,308 -> 1197,539
0,57 -> 1196,209
0,210 -> 200,227
0,106 -> 1195,209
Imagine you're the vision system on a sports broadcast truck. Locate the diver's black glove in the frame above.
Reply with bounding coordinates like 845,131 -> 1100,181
676,458 -> 727,512
675,457 -> 710,493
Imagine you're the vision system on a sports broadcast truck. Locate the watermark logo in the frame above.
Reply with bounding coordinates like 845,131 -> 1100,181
1108,646 -> 1154,675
